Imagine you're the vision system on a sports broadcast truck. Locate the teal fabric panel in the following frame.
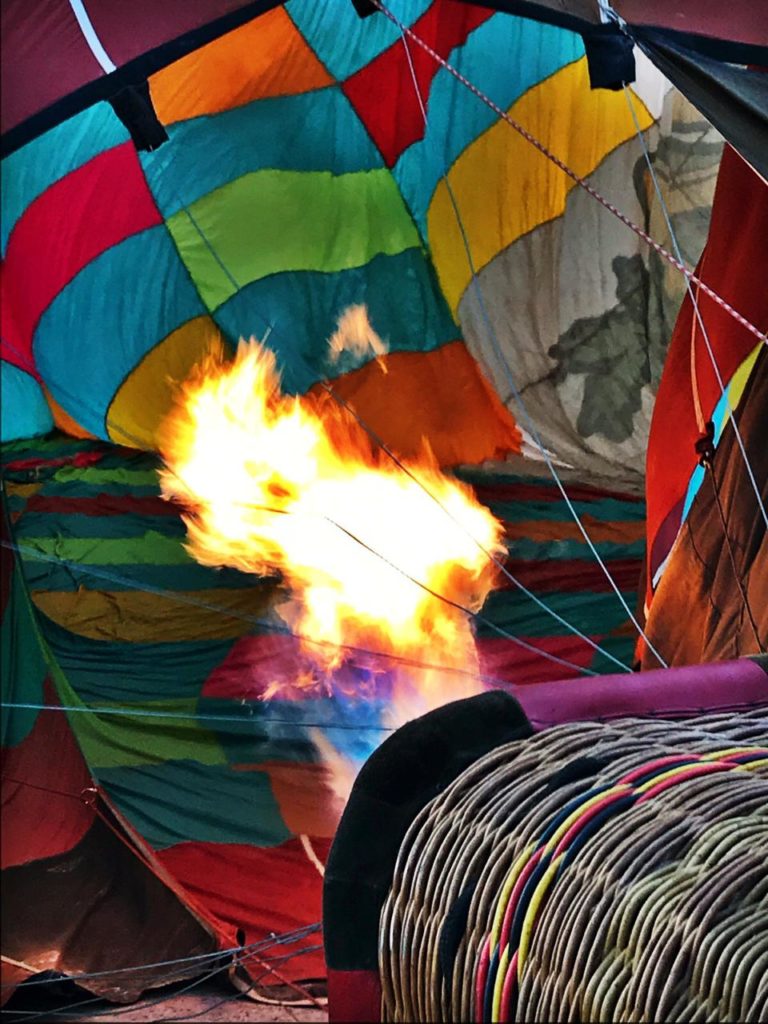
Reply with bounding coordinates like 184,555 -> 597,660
214,248 -> 458,394
1,103 -> 129,256
33,229 -> 206,438
96,760 -> 292,849
287,0 -> 432,80
0,362 -> 53,442
141,87 -> 384,217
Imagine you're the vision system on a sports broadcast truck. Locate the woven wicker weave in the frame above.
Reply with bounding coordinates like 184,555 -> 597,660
379,710 -> 768,1023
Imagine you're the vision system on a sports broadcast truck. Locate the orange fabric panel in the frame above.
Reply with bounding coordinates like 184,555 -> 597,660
42,385 -> 97,440
232,761 -> 343,839
149,9 -> 333,125
309,341 -> 521,467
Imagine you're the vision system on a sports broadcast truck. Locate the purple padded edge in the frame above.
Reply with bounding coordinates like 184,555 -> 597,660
511,658 -> 768,732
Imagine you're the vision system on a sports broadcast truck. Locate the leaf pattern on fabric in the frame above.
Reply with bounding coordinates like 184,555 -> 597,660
549,254 -> 651,443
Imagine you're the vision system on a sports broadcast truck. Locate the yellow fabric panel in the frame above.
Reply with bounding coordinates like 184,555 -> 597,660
107,316 -> 225,450
308,341 -> 521,467
427,59 -> 654,311
149,8 -> 333,125
31,586 -> 278,642
42,385 -> 97,440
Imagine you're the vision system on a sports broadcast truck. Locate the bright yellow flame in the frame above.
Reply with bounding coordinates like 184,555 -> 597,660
159,339 -> 504,720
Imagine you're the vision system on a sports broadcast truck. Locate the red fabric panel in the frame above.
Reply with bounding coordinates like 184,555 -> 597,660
498,557 -> 641,593
473,481 -> 644,505
1,0 -> 259,136
0,0 -> 102,135
1,680 -> 94,869
328,969 -> 382,1024
343,0 -> 492,166
157,837 -> 330,982
645,146 -> 768,594
203,633 -> 316,701
1,142 -> 162,374
477,634 -> 599,682
25,494 -> 179,516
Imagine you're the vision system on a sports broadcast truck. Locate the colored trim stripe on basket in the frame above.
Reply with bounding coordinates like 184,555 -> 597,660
478,747 -> 768,1023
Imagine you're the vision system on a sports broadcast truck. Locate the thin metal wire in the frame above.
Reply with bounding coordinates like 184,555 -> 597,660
0,702 -> 395,732
140,140 -> 631,672
1,335 -> 603,678
622,85 -> 768,532
0,926 -> 321,990
373,0 -> 767,347
0,537 -> 585,685
4,932 -> 323,1023
396,24 -> 665,667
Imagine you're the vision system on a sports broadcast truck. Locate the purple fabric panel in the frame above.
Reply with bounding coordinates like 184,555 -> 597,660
86,0 -> 257,65
1,0 -> 103,133
513,658 -> 768,731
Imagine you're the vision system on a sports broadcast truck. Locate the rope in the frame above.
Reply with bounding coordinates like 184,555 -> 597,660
622,85 -> 768,532
0,536 -> 586,687
1,333 -> 614,678
7,938 -> 324,1022
0,701 -> 394,733
396,25 -> 663,667
0,926 -> 320,990
143,141 -> 636,672
373,0 -> 767,347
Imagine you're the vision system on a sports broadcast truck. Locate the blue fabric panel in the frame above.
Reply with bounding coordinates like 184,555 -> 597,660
213,248 -> 458,394
394,18 -> 583,232
141,87 -> 384,217
33,227 -> 206,438
0,362 -> 53,441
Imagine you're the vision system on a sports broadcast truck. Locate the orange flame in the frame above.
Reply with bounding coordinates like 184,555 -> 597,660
159,338 -> 504,729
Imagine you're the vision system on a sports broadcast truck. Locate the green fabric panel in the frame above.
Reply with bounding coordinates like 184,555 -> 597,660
478,589 -> 638,638
20,561 -> 259,594
1,436 -> 96,465
166,168 -> 422,310
52,466 -> 160,487
200,698 -> 322,765
96,759 -> 292,849
18,512 -> 186,540
69,699 -> 228,770
1,564 -> 48,746
589,635 -> 637,675
18,532 -> 193,566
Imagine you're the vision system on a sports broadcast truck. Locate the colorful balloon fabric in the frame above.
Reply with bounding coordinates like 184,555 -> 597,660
2,0 -> 723,485
2,0 -> 765,1005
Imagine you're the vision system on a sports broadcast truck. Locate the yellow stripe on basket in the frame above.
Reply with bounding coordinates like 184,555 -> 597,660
517,852 -> 565,981
490,843 -> 535,949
